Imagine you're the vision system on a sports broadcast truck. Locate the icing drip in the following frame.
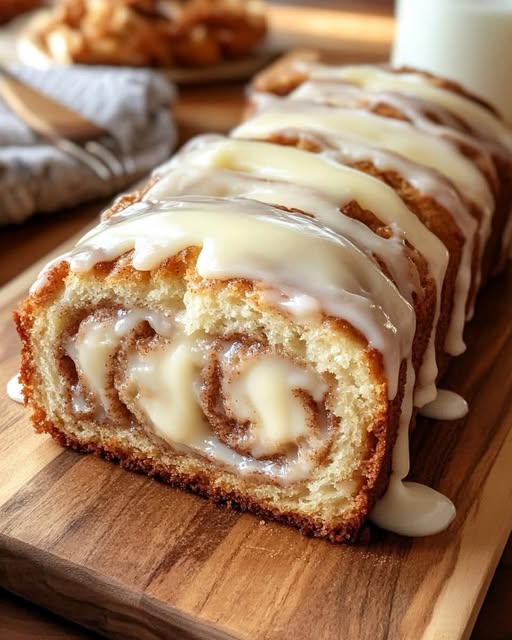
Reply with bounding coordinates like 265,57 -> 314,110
234,99 -> 494,218
419,389 -> 469,421
7,374 -> 24,404
370,362 -> 456,535
370,476 -> 456,537
290,78 -> 502,169
280,77 -> 501,322
286,70 -> 501,298
290,80 -> 467,131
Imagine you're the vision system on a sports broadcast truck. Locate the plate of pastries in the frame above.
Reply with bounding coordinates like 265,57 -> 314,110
17,0 -> 271,82
0,0 -> 44,24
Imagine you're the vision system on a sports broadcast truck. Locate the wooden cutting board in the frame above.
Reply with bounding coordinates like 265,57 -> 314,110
0,247 -> 510,640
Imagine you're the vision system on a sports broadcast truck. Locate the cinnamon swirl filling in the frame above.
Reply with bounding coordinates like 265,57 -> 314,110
63,308 -> 338,484
200,337 -> 336,463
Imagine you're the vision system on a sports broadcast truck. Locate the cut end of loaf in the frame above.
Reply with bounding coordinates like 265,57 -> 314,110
17,247 -> 398,542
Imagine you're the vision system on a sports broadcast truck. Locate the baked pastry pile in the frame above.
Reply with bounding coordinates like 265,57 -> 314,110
23,0 -> 267,67
0,0 -> 42,24
15,56 -> 512,542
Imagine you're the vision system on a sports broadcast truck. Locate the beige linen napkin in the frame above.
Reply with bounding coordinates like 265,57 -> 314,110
0,64 -> 176,224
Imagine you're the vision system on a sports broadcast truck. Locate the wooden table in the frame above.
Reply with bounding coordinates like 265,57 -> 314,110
0,3 -> 510,639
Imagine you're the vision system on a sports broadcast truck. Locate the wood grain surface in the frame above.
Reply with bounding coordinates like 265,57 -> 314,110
0,2 -> 511,637
0,245 -> 510,639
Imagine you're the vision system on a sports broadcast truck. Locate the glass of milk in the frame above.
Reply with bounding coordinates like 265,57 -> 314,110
392,0 -> 512,123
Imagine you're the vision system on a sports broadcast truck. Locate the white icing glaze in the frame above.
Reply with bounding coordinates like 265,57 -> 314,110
286,75 -> 501,312
302,63 -> 512,152
7,374 -> 24,404
290,80 -> 468,130
252,86 -> 486,213
323,81 -> 497,267
393,359 -> 416,478
290,78 -> 503,163
235,99 -> 481,355
153,136 -> 445,403
147,165 -> 418,304
58,196 -> 416,401
234,100 -> 494,219
283,78 -> 497,318
419,389 -> 469,421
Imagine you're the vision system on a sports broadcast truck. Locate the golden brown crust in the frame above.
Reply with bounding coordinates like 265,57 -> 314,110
251,49 -> 320,96
42,419 -> 368,542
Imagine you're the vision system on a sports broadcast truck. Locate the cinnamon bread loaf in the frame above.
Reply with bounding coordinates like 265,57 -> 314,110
15,58 -> 512,542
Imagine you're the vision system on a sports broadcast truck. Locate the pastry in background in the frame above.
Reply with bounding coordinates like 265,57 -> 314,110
0,0 -> 42,24
22,0 -> 267,67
